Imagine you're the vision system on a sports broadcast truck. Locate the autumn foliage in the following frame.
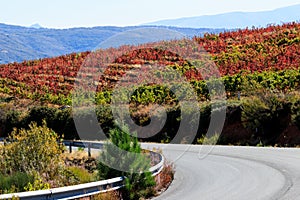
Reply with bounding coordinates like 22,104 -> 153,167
0,22 -> 299,104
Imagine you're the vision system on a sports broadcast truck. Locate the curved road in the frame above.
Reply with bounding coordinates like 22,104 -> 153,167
142,144 -> 300,200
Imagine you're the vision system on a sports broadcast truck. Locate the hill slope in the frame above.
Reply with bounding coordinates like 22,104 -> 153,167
1,22 -> 300,145
1,22 -> 300,102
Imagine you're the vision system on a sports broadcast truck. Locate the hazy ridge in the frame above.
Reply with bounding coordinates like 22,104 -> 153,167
145,4 -> 300,28
0,24 -> 223,64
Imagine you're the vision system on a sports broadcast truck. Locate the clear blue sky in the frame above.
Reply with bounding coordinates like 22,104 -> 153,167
1,0 -> 300,28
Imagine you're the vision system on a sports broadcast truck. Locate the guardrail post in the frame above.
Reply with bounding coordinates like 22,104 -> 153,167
69,142 -> 72,153
88,143 -> 91,157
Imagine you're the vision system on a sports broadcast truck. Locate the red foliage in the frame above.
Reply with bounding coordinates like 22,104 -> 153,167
0,22 -> 299,97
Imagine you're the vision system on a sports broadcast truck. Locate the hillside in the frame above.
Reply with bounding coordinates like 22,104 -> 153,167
1,22 -> 299,99
145,4 -> 300,28
0,23 -> 223,64
1,22 -> 300,145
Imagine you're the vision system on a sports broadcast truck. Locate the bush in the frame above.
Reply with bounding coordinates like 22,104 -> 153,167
294,113 -> 300,129
0,121 -> 64,180
24,106 -> 57,128
21,106 -> 78,139
53,108 -> 78,139
0,172 -> 34,194
241,91 -> 291,145
290,93 -> 300,129
0,106 -> 22,137
24,176 -> 50,191
66,166 -> 94,184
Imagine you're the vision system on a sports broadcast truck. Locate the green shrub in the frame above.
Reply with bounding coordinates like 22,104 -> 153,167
0,107 -> 22,137
24,176 -> 50,191
289,93 -> 300,129
197,134 -> 219,145
24,106 -> 57,128
66,166 -> 94,184
0,172 -> 34,194
241,91 -> 291,145
53,108 -> 78,139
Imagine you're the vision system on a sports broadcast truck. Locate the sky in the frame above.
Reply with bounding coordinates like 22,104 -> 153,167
1,0 -> 300,28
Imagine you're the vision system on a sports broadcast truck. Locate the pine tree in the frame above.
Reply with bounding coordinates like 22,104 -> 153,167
97,125 -> 155,199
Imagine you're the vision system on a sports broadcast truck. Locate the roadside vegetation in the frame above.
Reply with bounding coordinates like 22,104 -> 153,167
0,121 -> 63,193
1,87 -> 300,146
0,121 -> 102,194
0,122 -> 173,199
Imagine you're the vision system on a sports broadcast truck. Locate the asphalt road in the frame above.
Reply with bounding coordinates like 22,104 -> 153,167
142,144 -> 300,200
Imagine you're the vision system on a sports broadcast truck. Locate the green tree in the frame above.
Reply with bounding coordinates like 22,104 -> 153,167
97,125 -> 155,200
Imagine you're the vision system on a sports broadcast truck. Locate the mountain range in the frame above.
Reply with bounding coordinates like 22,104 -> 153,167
0,24 -> 223,64
145,4 -> 300,28
1,4 -> 299,64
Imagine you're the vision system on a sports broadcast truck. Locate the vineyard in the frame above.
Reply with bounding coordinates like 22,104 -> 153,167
0,22 -> 300,104
1,22 -> 300,145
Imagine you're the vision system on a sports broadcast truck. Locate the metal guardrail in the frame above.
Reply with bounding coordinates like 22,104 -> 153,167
0,177 -> 124,200
0,140 -> 165,200
62,140 -> 104,157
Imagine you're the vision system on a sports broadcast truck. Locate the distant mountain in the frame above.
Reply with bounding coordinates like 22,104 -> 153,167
30,23 -> 43,29
145,4 -> 300,28
0,23 -> 224,64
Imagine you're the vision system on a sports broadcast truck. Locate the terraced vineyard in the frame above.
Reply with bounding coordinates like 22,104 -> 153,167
0,22 -> 300,105
1,22 -> 300,145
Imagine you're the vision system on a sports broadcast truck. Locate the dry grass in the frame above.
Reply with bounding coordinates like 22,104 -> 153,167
62,150 -> 96,160
154,162 -> 175,196
62,151 -> 98,173
85,191 -> 121,200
